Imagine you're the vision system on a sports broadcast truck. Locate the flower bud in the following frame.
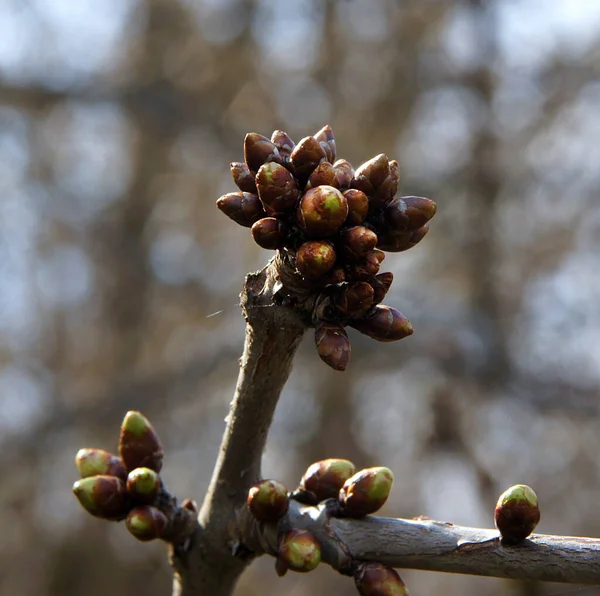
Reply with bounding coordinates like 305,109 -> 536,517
247,479 -> 289,523
350,306 -> 413,342
256,162 -> 300,216
278,529 -> 321,573
344,251 -> 381,280
216,192 -> 266,228
230,161 -> 257,193
251,217 -> 288,250
343,189 -> 369,225
297,186 -> 349,237
377,225 -> 429,252
244,132 -> 282,173
333,282 -> 374,319
338,226 -> 378,261
127,467 -> 161,503
296,241 -> 337,278
271,130 -> 295,161
372,272 -> 393,305
332,159 -> 354,189
351,153 -> 394,209
126,505 -> 168,542
355,562 -> 409,596
290,136 -> 327,183
339,466 -> 394,518
305,161 -> 338,190
372,249 -> 386,263
72,475 -> 130,520
75,448 -> 127,482
314,124 -> 336,163
119,411 -> 164,473
402,196 -> 437,230
384,198 -> 410,234
300,459 -> 356,502
314,323 -> 351,371
495,484 -> 540,544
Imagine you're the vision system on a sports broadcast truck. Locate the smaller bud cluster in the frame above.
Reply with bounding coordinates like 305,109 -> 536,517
217,126 -> 437,371
73,411 -> 169,542
494,484 -> 540,545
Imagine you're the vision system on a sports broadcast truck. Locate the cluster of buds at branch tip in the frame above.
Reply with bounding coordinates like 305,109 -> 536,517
247,479 -> 289,523
355,562 -> 409,596
494,484 -> 540,545
217,125 -> 437,370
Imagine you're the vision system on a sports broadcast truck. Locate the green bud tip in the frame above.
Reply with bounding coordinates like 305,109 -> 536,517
127,467 -> 160,495
278,529 -> 321,573
122,411 -> 152,436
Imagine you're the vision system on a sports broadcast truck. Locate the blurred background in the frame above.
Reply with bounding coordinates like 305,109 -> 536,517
1,0 -> 599,594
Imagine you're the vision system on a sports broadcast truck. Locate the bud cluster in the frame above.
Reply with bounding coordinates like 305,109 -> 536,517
217,126 -> 437,371
72,411 -> 169,542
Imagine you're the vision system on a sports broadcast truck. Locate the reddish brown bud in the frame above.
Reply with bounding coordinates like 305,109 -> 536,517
338,226 -> 378,260
271,130 -> 295,161
244,132 -> 283,173
315,323 -> 351,371
290,136 -> 327,183
251,217 -> 288,250
384,198 -> 410,234
247,479 -> 289,523
256,162 -> 300,216
352,154 -> 397,211
314,124 -> 336,163
332,159 -> 354,189
126,505 -> 168,542
278,529 -> 321,573
495,484 -> 540,544
126,467 -> 161,503
343,189 -> 369,225
321,267 -> 346,286
339,466 -> 394,518
119,411 -> 164,474
300,459 -> 356,501
345,251 -> 381,280
297,186 -> 348,237
296,241 -> 337,278
372,249 -> 386,263
75,448 -> 127,482
72,475 -> 130,520
350,305 -> 413,342
372,272 -> 393,305
377,225 -> 429,252
230,161 -> 257,193
305,161 -> 338,190
216,192 -> 266,228
355,562 -> 409,596
402,196 -> 437,230
333,282 -> 374,319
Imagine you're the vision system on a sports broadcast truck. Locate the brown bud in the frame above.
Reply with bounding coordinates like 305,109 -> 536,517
290,136 -> 327,183
343,189 -> 369,225
389,159 -> 400,193
402,196 -> 437,230
495,484 -> 540,544
377,225 -> 429,252
126,467 -> 161,503
338,226 -> 378,260
247,479 -> 289,523
72,475 -> 130,520
119,411 -> 164,473
332,159 -> 354,189
352,154 -> 396,211
297,186 -> 348,237
384,198 -> 410,234
345,251 -> 381,280
251,217 -> 288,250
350,305 -> 413,342
355,562 -> 409,596
216,192 -> 266,228
244,132 -> 282,173
338,466 -> 394,518
305,161 -> 338,190
256,162 -> 300,216
271,130 -> 295,161
296,241 -> 337,278
315,323 -> 351,371
321,267 -> 346,286
372,249 -> 386,263
300,459 -> 356,502
126,506 -> 168,542
230,161 -> 257,193
372,272 -> 393,305
333,282 -> 374,319
314,124 -> 336,163
278,529 -> 321,573
75,448 -> 127,482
